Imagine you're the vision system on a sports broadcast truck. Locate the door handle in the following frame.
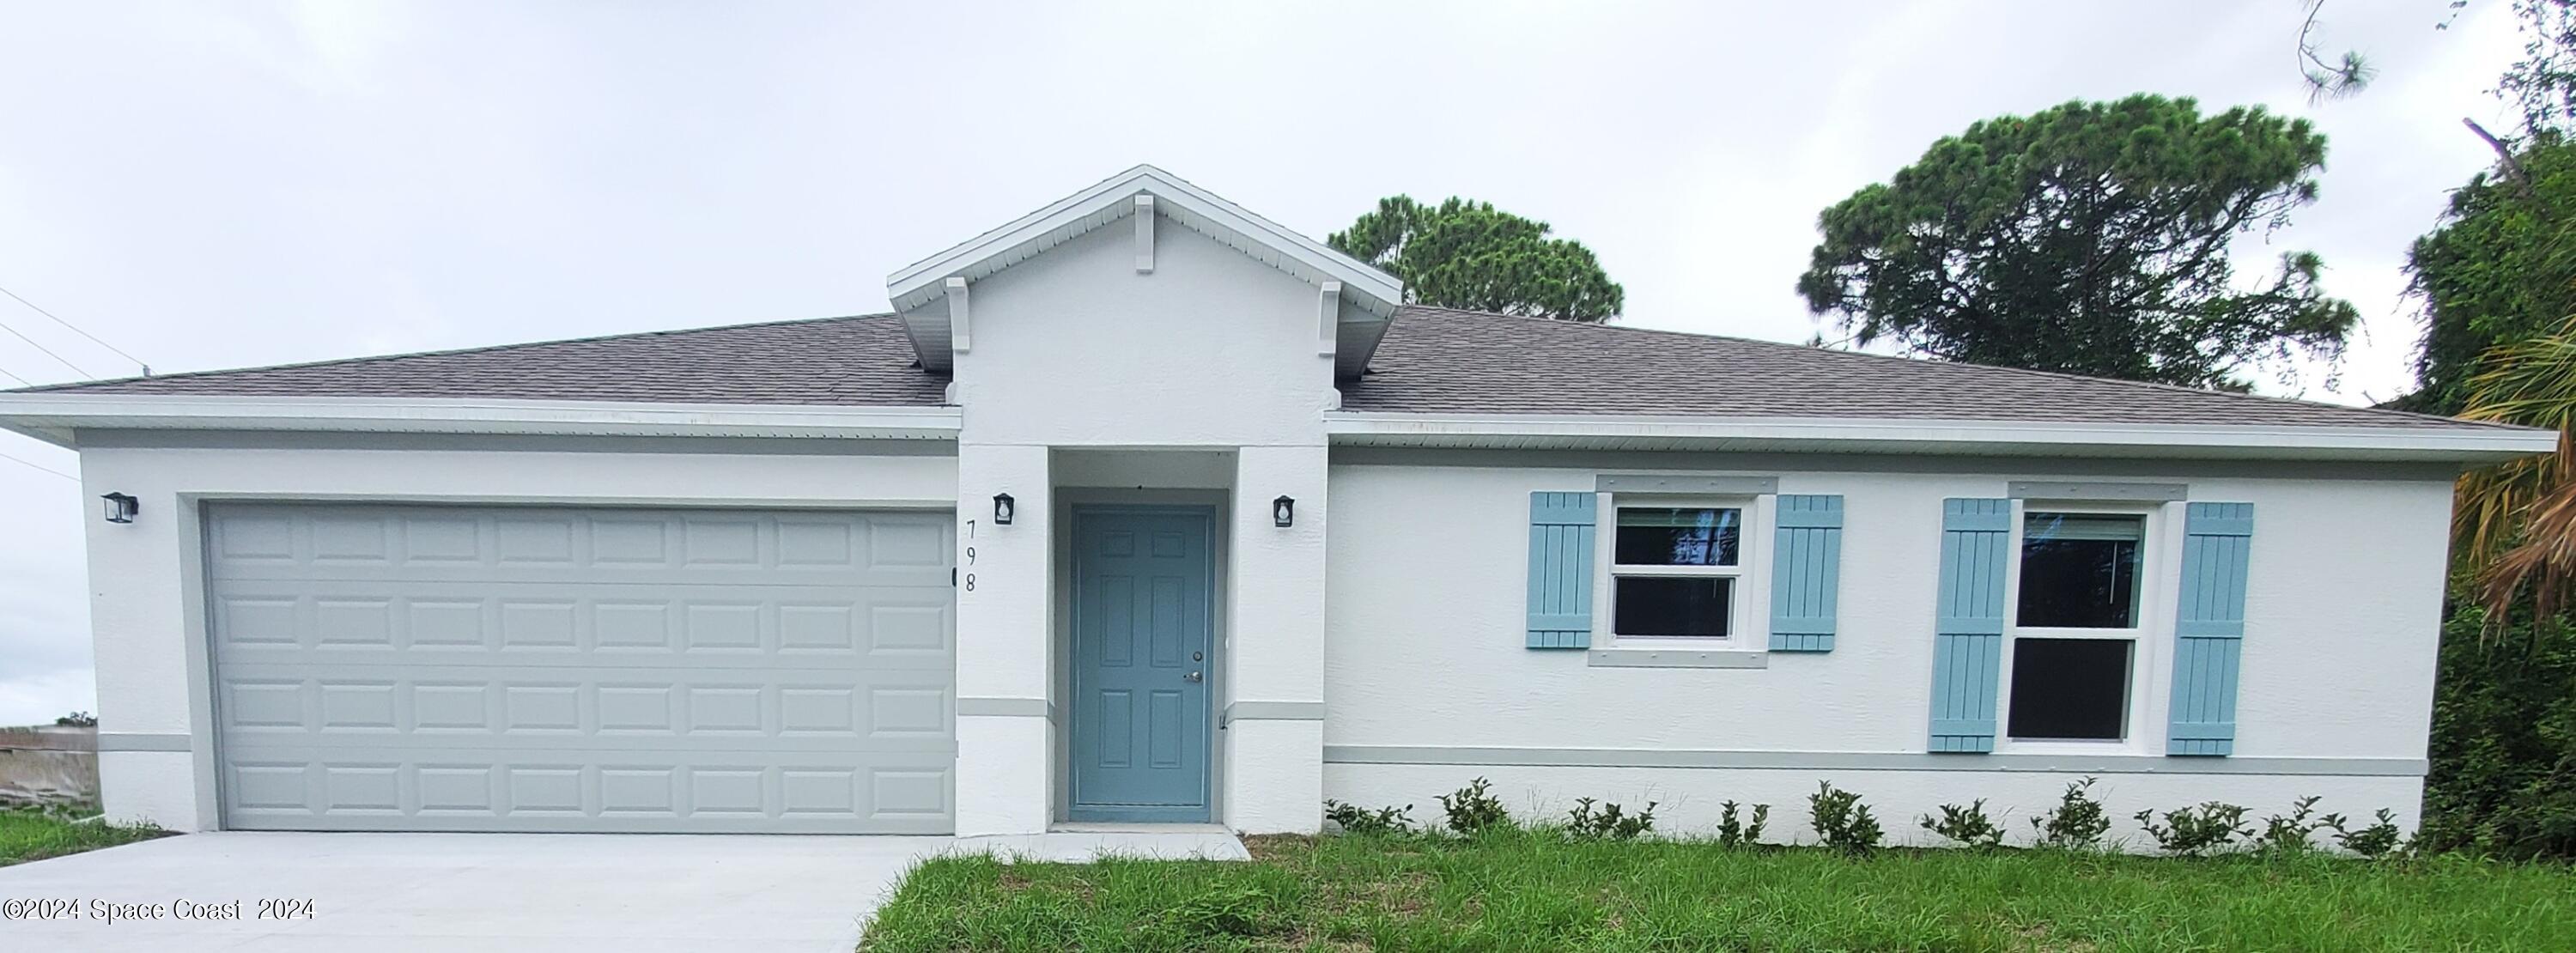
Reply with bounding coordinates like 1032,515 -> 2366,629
1184,671 -> 1203,683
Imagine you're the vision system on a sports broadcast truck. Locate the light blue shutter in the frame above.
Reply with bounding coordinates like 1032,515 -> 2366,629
1770,495 -> 1844,652
2167,502 -> 2253,756
1526,492 -> 1596,649
1929,498 -> 2010,752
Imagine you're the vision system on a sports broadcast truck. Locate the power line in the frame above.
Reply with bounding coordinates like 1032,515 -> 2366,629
0,448 -> 76,482
0,314 -> 88,378
0,283 -> 147,373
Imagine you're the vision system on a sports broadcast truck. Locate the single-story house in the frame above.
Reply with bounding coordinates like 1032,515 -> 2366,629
0,166 -> 2553,842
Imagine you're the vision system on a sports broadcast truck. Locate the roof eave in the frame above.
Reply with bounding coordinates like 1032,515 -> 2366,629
1323,410 -> 2555,464
0,394 -> 963,448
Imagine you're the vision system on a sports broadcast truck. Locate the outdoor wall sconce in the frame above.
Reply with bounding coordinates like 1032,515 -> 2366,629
1273,495 -> 1295,527
100,492 -> 138,525
993,493 -> 1015,525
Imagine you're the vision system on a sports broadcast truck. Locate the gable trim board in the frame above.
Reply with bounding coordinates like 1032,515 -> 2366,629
884,165 -> 1401,378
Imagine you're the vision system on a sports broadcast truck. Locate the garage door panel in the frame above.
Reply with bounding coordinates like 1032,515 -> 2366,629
209,503 -> 956,834
210,506 -> 951,582
219,756 -> 955,833
206,586 -> 953,660
213,672 -> 955,745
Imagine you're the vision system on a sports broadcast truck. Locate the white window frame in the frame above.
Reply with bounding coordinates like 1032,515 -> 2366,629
1996,499 -> 2176,754
1591,493 -> 1771,646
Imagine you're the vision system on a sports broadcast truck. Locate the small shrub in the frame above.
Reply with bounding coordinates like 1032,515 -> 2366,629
2255,795 -> 2330,856
1919,799 -> 2005,849
1807,781 -> 1884,853
1323,799 -> 1413,836
2030,777 -> 2113,850
2326,808 -> 2407,859
1437,777 -> 1510,835
2136,802 -> 2252,856
1565,797 -> 1657,841
1716,799 -> 1770,848
52,711 -> 95,728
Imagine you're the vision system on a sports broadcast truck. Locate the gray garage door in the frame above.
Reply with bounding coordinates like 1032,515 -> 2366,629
205,503 -> 955,833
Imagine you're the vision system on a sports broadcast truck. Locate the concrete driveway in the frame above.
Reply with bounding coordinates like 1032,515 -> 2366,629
0,829 -> 1249,952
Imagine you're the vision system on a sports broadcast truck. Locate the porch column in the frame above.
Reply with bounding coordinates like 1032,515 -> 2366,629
1224,445 -> 1327,833
953,443 -> 1054,835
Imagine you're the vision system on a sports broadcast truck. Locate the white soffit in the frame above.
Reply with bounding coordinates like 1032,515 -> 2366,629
1322,411 -> 2560,464
885,165 -> 1405,374
0,394 -> 963,447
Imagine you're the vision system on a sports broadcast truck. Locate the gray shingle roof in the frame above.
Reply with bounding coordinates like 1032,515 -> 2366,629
12,305 -> 2506,433
15,313 -> 948,407
1338,307 -> 2506,431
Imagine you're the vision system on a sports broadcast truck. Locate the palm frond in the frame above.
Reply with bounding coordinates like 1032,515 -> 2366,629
2458,325 -> 2576,623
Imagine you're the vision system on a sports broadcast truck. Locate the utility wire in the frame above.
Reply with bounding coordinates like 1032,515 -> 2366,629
0,314 -> 88,378
0,362 -> 27,387
0,283 -> 147,374
0,448 -> 76,482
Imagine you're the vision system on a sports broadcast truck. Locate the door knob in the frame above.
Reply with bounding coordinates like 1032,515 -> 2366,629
1184,671 -> 1203,683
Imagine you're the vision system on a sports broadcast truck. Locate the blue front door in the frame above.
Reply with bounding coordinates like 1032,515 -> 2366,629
1070,507 -> 1213,822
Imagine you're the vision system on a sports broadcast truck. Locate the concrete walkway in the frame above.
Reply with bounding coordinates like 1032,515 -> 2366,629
0,829 -> 1249,952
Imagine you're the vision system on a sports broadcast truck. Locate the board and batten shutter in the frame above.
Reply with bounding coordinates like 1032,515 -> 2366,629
2167,502 -> 2254,756
1769,495 -> 1844,652
1526,491 -> 1597,649
1929,498 -> 2011,752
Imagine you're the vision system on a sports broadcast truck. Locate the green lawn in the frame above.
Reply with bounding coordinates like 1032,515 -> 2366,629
863,830 -> 2576,951
0,805 -> 171,867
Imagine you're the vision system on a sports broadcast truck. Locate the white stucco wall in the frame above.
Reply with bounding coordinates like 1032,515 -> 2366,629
73,440 -> 957,830
1324,458 -> 2454,845
948,217 -> 1334,834
951,221 -> 1339,447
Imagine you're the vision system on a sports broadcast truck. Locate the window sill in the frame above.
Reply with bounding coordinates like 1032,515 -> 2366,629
1587,646 -> 1769,669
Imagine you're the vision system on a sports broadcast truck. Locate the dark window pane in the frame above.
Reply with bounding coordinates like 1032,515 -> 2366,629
2007,638 -> 2131,740
1615,508 -> 1741,567
1613,576 -> 1731,637
2016,513 -> 2142,628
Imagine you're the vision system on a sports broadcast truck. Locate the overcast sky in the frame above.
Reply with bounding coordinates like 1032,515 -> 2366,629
0,1 -> 2530,725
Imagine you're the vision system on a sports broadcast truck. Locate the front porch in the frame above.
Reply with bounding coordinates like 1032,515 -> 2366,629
951,446 -> 1327,835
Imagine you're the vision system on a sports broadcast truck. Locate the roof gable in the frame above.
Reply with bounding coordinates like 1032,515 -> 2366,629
884,165 -> 1403,375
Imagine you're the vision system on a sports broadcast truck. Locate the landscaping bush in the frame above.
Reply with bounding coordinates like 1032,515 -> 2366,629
1918,799 -> 2005,849
1806,781 -> 1882,853
2254,796 -> 2329,856
1436,777 -> 1510,835
1716,799 -> 1769,848
2030,777 -> 2113,850
1564,798 -> 1656,841
2136,802 -> 2252,856
1322,799 -> 1413,836
2420,603 -> 2576,859
2327,808 -> 2406,859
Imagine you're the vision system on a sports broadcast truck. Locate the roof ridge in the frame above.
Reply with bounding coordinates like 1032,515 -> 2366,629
10,313 -> 900,394
1390,305 -> 2500,431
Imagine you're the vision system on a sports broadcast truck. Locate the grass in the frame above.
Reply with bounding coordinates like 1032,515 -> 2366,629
0,804 -> 171,867
862,829 -> 2576,951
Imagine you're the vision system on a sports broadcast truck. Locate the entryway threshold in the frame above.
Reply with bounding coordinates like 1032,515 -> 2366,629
1048,822 -> 1231,834
949,826 -> 1249,863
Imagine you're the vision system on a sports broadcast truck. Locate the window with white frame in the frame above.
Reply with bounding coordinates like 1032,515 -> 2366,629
2005,510 -> 2148,741
1609,504 -> 1747,638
